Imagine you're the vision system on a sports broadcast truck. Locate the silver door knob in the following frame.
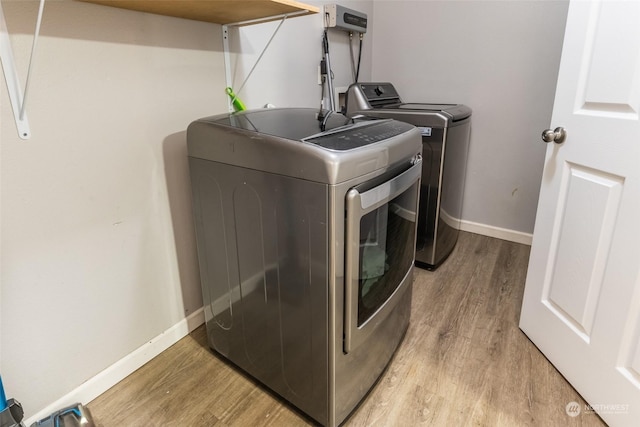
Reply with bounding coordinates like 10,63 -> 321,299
541,127 -> 566,144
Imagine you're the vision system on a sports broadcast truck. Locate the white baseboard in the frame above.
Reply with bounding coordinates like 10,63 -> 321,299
459,219 -> 533,246
185,307 -> 206,333
24,308 -> 206,426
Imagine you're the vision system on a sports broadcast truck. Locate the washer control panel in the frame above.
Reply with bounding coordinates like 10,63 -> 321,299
359,83 -> 400,103
344,82 -> 402,117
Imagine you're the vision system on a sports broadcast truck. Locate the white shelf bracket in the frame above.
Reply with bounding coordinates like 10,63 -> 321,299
222,24 -> 233,111
0,0 -> 46,140
222,11 -> 310,112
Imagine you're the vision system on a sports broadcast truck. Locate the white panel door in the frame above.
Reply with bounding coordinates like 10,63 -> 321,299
520,1 -> 640,426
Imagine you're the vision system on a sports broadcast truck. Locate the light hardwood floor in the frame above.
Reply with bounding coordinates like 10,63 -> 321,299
88,232 -> 606,426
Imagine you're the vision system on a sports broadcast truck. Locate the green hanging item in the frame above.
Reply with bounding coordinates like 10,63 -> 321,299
225,87 -> 246,112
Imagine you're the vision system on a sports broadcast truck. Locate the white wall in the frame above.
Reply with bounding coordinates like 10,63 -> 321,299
227,0 -> 374,110
1,0 -> 224,418
371,0 -> 569,234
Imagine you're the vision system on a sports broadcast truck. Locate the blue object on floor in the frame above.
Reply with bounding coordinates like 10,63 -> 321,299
0,375 -> 25,427
30,403 -> 94,427
0,375 -> 7,411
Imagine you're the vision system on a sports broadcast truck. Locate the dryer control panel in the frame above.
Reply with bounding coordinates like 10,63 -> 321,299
304,119 -> 413,151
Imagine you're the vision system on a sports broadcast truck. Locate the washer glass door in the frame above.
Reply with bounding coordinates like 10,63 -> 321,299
344,159 -> 421,353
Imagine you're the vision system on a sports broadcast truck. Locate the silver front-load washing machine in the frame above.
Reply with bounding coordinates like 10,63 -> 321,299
345,83 -> 472,269
187,108 -> 422,426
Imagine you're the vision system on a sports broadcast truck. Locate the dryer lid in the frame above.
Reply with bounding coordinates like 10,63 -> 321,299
208,108 -> 351,141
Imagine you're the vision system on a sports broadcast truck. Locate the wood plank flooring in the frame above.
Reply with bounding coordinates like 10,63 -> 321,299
87,232 -> 606,426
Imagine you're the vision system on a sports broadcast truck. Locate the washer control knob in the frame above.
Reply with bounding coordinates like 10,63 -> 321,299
374,85 -> 385,96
